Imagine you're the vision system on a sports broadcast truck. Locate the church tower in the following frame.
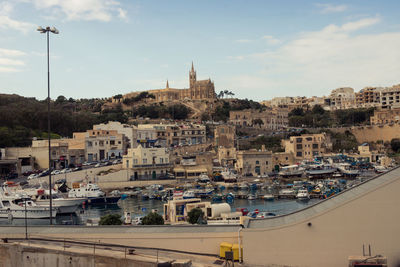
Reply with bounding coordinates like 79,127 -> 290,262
189,61 -> 196,89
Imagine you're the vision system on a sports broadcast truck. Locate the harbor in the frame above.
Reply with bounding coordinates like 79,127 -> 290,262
0,165 -> 379,226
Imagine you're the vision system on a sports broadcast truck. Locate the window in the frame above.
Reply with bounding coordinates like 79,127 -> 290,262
160,158 -> 164,164
312,144 -> 318,149
143,159 -> 147,164
296,152 -> 302,157
110,140 -> 115,145
255,160 -> 260,165
296,144 -> 302,149
265,161 -> 269,165
118,141 -> 121,144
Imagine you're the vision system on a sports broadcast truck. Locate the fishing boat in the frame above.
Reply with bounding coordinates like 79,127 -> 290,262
278,165 -> 305,178
247,194 -> 256,200
182,190 -> 195,199
238,182 -> 249,190
306,164 -> 337,178
263,194 -> 275,201
296,189 -> 310,200
68,183 -> 120,204
336,163 -> 359,178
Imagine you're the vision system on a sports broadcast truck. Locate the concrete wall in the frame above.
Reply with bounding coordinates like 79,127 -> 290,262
0,243 -> 156,267
242,167 -> 400,267
350,124 -> 400,143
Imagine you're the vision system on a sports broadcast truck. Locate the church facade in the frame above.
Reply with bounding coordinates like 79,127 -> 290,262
119,63 -> 216,103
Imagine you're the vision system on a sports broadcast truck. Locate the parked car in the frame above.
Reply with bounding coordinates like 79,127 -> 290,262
27,174 -> 38,180
73,167 -> 82,172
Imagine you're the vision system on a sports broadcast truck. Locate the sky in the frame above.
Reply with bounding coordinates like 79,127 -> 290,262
0,0 -> 400,101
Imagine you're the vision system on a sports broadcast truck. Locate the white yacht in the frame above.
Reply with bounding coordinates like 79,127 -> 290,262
296,189 -> 310,200
68,183 -> 105,198
32,189 -> 85,214
0,193 -> 57,219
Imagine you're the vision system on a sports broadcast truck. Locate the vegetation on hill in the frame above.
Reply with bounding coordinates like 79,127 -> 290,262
211,99 -> 265,122
122,92 -> 155,105
0,94 -> 127,147
288,105 -> 375,128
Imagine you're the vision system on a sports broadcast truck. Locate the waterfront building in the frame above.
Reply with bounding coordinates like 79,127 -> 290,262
370,108 -> 400,125
115,63 -> 216,103
93,121 -> 137,149
282,133 -> 332,161
173,152 -> 213,180
272,152 -> 296,169
80,129 -> 126,162
235,146 -> 273,176
229,107 -> 288,130
123,145 -> 171,180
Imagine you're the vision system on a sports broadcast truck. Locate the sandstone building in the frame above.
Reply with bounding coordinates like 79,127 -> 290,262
117,63 -> 216,103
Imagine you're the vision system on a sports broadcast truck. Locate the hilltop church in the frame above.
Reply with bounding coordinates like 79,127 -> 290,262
118,63 -> 216,103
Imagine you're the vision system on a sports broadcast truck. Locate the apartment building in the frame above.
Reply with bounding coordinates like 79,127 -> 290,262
123,145 -> 171,180
93,121 -> 137,149
235,146 -> 273,176
229,108 -> 288,130
381,85 -> 400,109
82,129 -> 126,162
370,108 -> 400,125
136,125 -> 158,148
355,87 -> 383,108
282,133 -> 332,161
326,87 -> 355,110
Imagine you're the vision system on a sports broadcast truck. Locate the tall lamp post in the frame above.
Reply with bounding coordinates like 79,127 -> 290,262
37,26 -> 59,224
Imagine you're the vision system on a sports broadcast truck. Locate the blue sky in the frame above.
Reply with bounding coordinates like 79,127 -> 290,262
1,0 -> 400,101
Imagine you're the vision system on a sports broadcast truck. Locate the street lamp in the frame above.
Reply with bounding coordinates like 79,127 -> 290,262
37,26 -> 59,224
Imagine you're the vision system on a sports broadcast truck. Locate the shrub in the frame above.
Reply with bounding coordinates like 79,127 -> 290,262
99,214 -> 123,225
187,208 -> 204,224
142,212 -> 164,225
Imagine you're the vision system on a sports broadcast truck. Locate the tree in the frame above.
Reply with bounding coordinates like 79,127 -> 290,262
218,91 -> 225,99
390,138 -> 400,153
252,118 -> 264,128
99,214 -> 123,225
187,208 -> 204,224
142,212 -> 164,225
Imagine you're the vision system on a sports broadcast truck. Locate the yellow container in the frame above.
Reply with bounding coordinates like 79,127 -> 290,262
219,242 -> 232,258
232,243 -> 243,261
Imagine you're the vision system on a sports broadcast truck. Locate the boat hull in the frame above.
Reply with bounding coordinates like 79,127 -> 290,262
86,196 -> 121,205
0,208 -> 57,219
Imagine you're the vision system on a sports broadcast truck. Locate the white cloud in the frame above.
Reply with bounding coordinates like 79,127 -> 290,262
0,48 -> 26,57
31,0 -> 127,22
262,35 -> 280,45
316,3 -> 348,14
221,17 -> 400,100
0,47 -> 26,72
0,1 -> 35,33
